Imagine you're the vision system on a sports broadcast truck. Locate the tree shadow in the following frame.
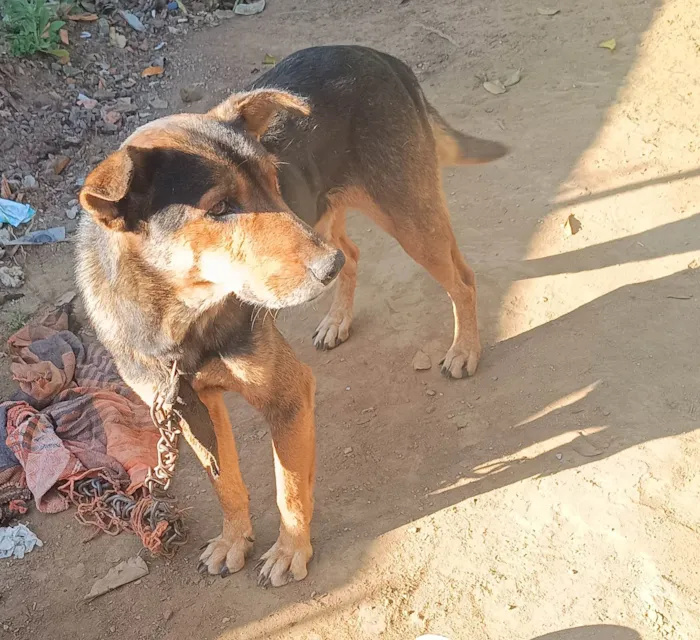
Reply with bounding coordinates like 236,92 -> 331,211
530,625 -> 642,640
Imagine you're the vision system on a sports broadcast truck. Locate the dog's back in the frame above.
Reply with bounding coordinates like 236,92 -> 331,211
250,45 -> 507,227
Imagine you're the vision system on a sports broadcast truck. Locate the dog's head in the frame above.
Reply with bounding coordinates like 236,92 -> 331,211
79,90 -> 344,310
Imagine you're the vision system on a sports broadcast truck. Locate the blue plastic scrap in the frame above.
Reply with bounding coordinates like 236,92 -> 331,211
0,198 -> 36,227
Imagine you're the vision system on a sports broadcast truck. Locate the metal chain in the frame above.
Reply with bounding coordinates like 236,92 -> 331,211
144,361 -> 182,496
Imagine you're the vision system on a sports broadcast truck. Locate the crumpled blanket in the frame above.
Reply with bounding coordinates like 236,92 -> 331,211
0,523 -> 42,559
0,307 -> 159,516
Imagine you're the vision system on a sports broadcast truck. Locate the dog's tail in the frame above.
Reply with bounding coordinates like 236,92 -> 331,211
428,104 -> 508,166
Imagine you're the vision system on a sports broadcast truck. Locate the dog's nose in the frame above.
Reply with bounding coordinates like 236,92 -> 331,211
310,250 -> 345,285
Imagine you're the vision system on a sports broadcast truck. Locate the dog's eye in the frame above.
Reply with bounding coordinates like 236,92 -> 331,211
208,201 -> 229,216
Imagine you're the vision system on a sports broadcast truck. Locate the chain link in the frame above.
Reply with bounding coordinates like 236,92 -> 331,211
144,361 -> 182,496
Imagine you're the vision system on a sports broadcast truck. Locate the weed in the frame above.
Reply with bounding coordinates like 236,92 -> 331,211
0,0 -> 67,60
6,310 -> 29,333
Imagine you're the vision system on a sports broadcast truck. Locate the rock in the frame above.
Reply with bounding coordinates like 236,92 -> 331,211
84,557 -> 149,601
0,266 -> 24,289
97,17 -> 110,37
344,447 -> 353,455
180,87 -> 204,103
21,175 -> 38,191
426,389 -> 436,396
53,155 -> 71,174
151,55 -> 166,69
412,350 -> 432,371
66,205 -> 80,219
163,609 -> 173,621
150,98 -> 168,110
115,33 -> 127,49
455,416 -> 468,429
688,258 -> 700,270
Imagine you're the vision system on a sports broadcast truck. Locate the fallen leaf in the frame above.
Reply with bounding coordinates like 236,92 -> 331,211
50,48 -> 70,64
262,53 -> 276,66
599,38 -> 616,51
564,213 -> 582,236
537,7 -> 560,15
141,65 -> 164,77
483,80 -> 507,95
503,68 -> 522,87
1,176 -> 13,199
53,155 -> 71,175
68,13 -> 98,21
688,258 -> 700,270
59,28 -> 69,45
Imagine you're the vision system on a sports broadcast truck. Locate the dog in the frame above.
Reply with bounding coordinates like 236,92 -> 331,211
77,45 -> 507,586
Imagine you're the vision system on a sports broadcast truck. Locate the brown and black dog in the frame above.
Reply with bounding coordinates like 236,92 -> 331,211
77,45 -> 506,586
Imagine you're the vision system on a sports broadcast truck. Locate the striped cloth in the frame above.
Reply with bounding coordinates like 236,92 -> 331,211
0,307 -> 159,516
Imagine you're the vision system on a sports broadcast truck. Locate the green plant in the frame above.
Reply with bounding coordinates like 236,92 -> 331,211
0,0 -> 67,59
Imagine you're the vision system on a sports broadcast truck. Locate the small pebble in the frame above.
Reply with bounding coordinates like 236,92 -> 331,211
344,447 -> 353,455
556,453 -> 563,460
426,389 -> 436,396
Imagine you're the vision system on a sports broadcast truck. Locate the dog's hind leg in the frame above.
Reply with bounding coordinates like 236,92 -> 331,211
313,201 -> 360,350
353,186 -> 481,379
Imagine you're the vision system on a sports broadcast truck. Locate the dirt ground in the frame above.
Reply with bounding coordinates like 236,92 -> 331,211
1,0 -> 700,638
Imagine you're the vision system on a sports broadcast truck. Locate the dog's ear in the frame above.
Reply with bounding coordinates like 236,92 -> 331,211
208,89 -> 310,139
80,146 -> 154,231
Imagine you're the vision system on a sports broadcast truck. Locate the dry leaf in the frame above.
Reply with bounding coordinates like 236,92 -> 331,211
53,155 -> 71,175
564,213 -> 582,236
537,7 -> 560,16
262,53 -> 276,66
599,39 -> 616,51
141,65 -> 164,77
503,69 -> 522,87
59,28 -> 69,45
68,13 -> 98,21
1,176 -> 13,199
483,80 -> 507,95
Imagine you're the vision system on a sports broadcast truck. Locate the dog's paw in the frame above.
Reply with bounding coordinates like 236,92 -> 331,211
198,532 -> 254,577
256,535 -> 312,587
440,342 -> 480,379
313,310 -> 351,350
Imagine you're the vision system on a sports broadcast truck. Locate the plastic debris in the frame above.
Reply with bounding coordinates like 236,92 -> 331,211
0,524 -> 43,559
81,31 -> 92,38
119,10 -> 146,32
3,227 -> 66,246
166,0 -> 178,9
234,0 -> 265,16
0,198 -> 36,227
85,556 -> 149,601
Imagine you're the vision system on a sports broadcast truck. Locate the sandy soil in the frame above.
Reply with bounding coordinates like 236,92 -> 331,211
1,0 -> 699,639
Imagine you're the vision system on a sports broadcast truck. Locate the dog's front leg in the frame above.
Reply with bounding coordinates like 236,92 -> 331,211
128,377 -> 254,576
222,330 -> 316,587
195,389 -> 254,576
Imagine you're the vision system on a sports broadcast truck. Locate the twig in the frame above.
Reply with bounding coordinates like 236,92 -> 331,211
411,22 -> 460,47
